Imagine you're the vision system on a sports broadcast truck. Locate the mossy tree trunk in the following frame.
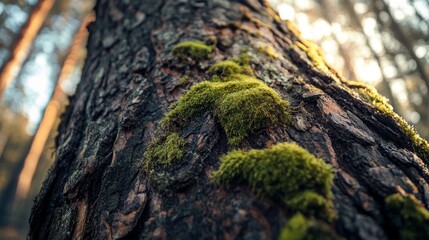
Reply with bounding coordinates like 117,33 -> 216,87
29,0 -> 429,239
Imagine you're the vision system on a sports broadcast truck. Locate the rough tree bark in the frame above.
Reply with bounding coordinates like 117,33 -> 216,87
29,0 -> 429,239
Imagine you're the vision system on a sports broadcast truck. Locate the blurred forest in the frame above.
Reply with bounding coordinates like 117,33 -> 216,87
0,0 -> 427,238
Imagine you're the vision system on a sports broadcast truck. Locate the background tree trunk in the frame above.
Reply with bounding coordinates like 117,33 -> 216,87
0,14 -> 93,228
0,0 -> 55,98
29,0 -> 429,239
16,13 -> 94,200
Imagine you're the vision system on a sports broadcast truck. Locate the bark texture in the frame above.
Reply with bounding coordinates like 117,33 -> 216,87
29,0 -> 429,239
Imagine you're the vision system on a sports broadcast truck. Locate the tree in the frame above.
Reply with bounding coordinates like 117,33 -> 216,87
0,0 -> 55,98
29,0 -> 429,239
0,106 -> 31,226
16,13 -> 94,201
0,14 -> 92,229
340,0 -> 399,111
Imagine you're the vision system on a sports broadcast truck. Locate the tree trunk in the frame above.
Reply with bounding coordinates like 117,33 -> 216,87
0,0 -> 55,98
341,0 -> 399,112
376,0 -> 429,90
0,121 -> 11,159
318,0 -> 358,82
16,13 -> 94,200
29,0 -> 429,239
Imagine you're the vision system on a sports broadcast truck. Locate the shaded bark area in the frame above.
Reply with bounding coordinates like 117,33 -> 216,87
29,0 -> 429,239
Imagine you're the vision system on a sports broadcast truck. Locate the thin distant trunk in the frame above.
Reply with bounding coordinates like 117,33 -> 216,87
0,13 -> 92,227
0,0 -> 56,98
0,124 -> 11,159
341,0 -> 399,111
319,0 -> 358,81
408,0 -> 429,32
0,143 -> 30,226
377,0 -> 429,90
15,14 -> 94,200
372,0 -> 429,135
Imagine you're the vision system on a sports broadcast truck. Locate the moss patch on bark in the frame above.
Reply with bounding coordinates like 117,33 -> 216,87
257,43 -> 280,59
295,40 -> 333,79
144,133 -> 186,173
161,75 -> 290,145
212,142 -> 335,221
161,61 -> 290,145
385,193 -> 429,240
172,41 -> 213,61
345,79 -> 429,163
208,60 -> 243,79
279,213 -> 340,240
177,75 -> 190,86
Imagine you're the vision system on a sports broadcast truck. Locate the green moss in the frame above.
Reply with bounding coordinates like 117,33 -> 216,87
280,213 -> 309,240
347,81 -> 429,163
279,213 -> 340,240
229,50 -> 254,76
354,84 -> 392,113
217,86 -> 290,145
240,65 -> 255,77
286,190 -> 336,221
231,50 -> 251,65
290,14 -> 429,164
144,133 -> 186,171
177,75 -> 190,86
257,44 -> 280,59
296,41 -> 332,78
161,74 -> 290,145
385,193 -> 429,240
238,50 -> 251,65
208,60 -> 242,78
212,142 -> 335,220
172,41 -> 213,61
